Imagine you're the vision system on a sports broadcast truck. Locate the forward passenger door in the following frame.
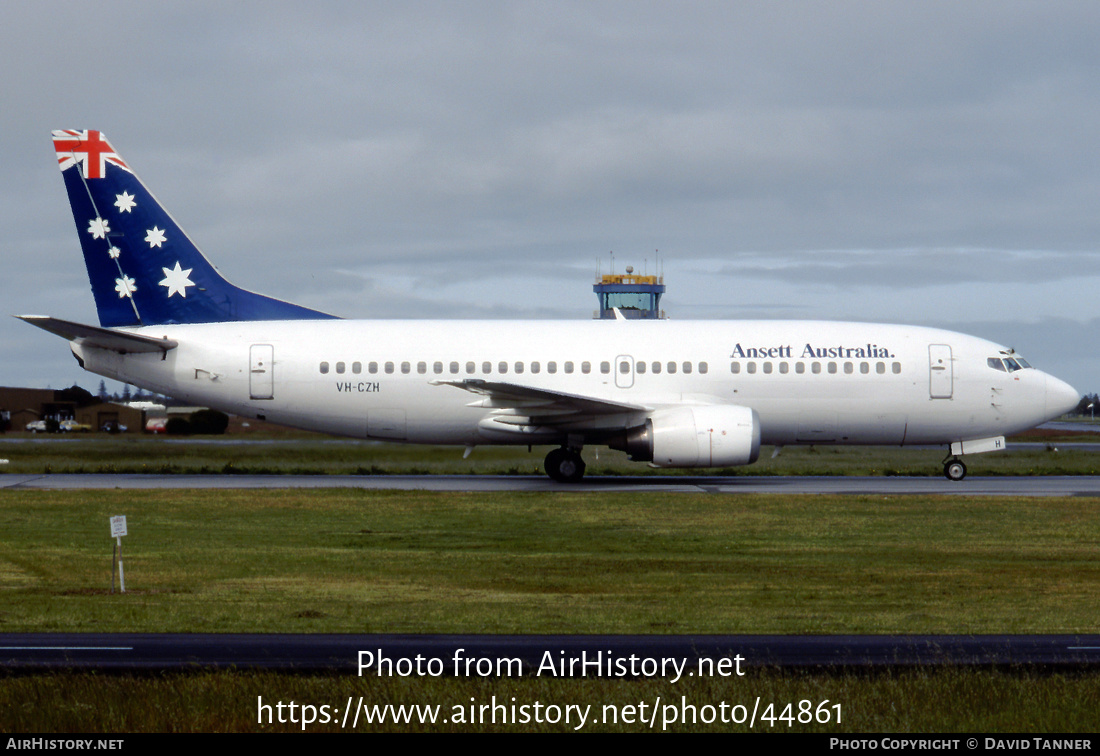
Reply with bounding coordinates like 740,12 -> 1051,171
928,344 -> 953,399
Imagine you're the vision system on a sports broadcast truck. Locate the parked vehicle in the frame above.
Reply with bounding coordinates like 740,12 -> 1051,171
59,419 -> 92,433
25,420 -> 48,433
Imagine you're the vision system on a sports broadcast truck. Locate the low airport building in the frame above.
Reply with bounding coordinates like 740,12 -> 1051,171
0,386 -> 145,433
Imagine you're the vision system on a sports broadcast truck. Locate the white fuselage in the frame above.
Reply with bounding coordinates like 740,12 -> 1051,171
72,318 -> 1077,452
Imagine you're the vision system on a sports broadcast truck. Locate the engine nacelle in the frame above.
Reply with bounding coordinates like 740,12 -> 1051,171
609,405 -> 761,468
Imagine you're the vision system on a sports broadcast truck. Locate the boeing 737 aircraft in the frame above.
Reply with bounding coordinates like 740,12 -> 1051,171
21,129 -> 1080,481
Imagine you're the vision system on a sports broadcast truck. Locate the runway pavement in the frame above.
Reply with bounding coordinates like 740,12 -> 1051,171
4,472 -> 1100,495
2,633 -> 1098,672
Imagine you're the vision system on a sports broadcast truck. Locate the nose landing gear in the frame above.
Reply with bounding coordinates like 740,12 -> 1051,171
943,457 -> 967,481
545,447 -> 586,482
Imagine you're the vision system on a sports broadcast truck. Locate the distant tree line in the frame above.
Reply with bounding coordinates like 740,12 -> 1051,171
95,380 -> 190,407
1073,393 -> 1100,418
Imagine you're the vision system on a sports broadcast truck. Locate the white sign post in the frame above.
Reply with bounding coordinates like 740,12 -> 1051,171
110,515 -> 127,594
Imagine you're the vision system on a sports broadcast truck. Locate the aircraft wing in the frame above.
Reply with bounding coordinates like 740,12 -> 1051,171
16,315 -> 178,354
431,378 -> 647,426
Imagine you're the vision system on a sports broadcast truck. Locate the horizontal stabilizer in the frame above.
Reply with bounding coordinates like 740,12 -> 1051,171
16,315 -> 177,354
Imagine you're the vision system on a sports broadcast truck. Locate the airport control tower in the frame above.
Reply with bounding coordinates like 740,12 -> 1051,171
593,265 -> 666,319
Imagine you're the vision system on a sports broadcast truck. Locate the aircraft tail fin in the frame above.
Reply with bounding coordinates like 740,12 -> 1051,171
51,129 -> 337,327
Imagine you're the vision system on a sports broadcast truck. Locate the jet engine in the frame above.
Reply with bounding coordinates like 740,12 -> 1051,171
609,405 -> 761,468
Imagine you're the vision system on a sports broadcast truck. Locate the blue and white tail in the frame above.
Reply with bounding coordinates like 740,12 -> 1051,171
52,129 -> 336,327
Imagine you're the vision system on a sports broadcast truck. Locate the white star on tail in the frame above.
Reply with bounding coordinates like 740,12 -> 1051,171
87,217 -> 110,239
145,226 -> 167,248
114,192 -> 136,213
115,275 -> 137,299
108,246 -> 121,259
159,261 -> 195,298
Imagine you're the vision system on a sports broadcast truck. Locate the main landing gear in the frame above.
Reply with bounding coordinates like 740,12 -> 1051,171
545,446 -> 586,483
943,456 -> 967,481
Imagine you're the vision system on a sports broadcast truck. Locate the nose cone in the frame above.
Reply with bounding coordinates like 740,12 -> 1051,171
1045,374 -> 1079,419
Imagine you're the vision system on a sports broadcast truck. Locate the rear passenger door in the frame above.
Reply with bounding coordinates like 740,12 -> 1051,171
250,344 -> 274,400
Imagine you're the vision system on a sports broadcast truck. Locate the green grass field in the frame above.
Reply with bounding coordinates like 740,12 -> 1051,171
0,488 -> 1098,732
1,489 -> 1096,634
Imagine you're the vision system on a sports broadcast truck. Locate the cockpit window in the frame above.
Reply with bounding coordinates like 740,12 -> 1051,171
989,355 -> 1034,372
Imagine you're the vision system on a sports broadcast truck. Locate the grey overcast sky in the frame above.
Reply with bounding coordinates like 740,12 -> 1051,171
2,1 -> 1098,394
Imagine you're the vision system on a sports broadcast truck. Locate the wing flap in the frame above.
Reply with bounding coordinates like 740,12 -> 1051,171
431,378 -> 647,425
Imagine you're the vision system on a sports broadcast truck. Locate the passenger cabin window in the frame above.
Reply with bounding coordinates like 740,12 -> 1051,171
385,362 -> 394,374
699,362 -> 708,374
730,362 -> 740,374
581,362 -> 591,374
498,361 -> 508,374
601,361 -> 611,374
352,362 -> 362,374
482,361 -> 492,374
636,361 -> 646,374
335,361 -> 345,374
319,361 -> 330,374
514,361 -> 524,374
747,362 -> 757,374
434,361 -> 443,374
547,361 -> 557,374
401,362 -> 411,374
531,361 -> 540,374
619,361 -> 629,374
564,361 -> 574,374
417,361 -> 426,374
450,361 -> 459,374
667,361 -> 677,374
652,361 -> 661,374
466,361 -> 475,374
369,362 -> 378,374
682,361 -> 692,374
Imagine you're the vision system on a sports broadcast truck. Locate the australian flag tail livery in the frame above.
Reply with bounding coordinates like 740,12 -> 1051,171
52,129 -> 336,327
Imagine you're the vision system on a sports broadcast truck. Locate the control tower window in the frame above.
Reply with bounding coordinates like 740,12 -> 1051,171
600,292 -> 655,311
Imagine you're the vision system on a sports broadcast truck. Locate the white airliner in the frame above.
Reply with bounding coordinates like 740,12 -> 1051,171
22,130 -> 1080,482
